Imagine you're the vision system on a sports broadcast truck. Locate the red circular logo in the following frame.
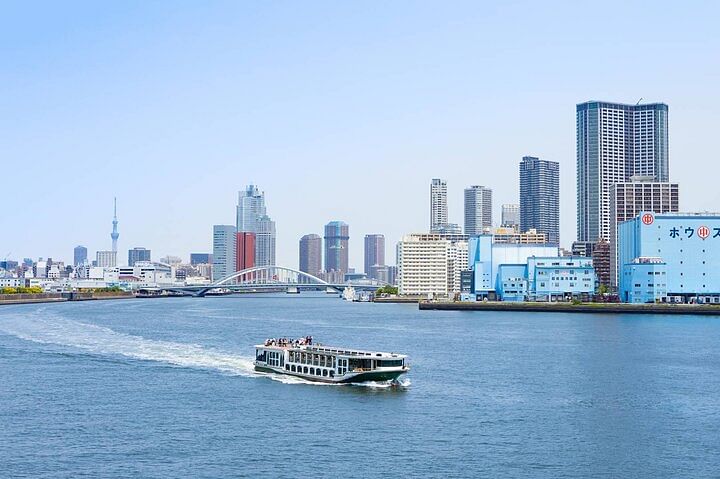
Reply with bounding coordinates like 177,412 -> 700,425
698,225 -> 710,240
641,213 -> 654,225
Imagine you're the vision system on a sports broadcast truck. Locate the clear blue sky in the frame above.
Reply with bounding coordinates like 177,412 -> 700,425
2,1 -> 719,268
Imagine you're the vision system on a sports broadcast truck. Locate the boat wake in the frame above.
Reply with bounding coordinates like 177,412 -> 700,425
0,313 -> 411,389
0,313 -> 259,377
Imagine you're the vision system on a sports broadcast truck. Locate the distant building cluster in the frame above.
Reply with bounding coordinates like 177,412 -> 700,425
2,99 -> 716,304
0,199 -> 215,292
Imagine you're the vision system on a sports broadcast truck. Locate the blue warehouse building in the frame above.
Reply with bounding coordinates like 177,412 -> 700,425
618,212 -> 720,303
466,236 -> 596,301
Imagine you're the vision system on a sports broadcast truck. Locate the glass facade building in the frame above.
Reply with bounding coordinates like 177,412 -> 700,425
324,221 -> 349,275
519,156 -> 560,246
128,247 -> 151,266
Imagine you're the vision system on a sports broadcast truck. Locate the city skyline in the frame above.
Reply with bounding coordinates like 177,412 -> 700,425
3,2 -> 719,269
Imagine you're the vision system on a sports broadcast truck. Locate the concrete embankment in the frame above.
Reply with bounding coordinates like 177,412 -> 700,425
373,296 -> 421,304
0,291 -> 135,305
419,300 -> 720,315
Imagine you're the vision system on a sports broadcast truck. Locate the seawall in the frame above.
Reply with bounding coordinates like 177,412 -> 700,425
419,301 -> 720,315
0,291 -> 135,305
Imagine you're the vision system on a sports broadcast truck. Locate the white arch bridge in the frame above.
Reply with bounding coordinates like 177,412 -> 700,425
162,266 -> 386,297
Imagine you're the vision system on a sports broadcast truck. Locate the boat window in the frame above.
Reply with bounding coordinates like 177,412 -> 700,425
329,371 -> 334,377
303,366 -> 308,374
379,360 -> 403,368
291,365 -> 295,372
285,364 -> 289,371
310,368 -> 315,375
316,369 -> 321,376
313,355 -> 319,366
322,369 -> 328,377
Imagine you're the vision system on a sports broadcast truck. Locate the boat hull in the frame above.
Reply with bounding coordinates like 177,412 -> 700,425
254,365 -> 407,384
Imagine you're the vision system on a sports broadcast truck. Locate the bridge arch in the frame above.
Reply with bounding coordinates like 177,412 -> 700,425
211,266 -> 330,287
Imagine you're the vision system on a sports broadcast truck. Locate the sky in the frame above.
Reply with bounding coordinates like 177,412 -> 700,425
2,0 -> 720,269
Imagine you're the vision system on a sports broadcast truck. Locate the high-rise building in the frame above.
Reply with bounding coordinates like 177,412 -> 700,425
96,250 -> 117,268
255,215 -> 276,267
577,101 -> 669,243
430,178 -> 448,232
236,184 -> 276,266
111,197 -> 119,253
609,178 -> 680,287
520,156 -> 560,246
501,204 -> 520,230
236,184 -> 266,232
190,253 -> 212,265
212,225 -> 236,281
73,245 -> 87,266
299,234 -> 322,277
236,232 -> 256,271
364,234 -> 385,279
464,186 -> 493,236
324,221 -> 349,275
128,247 -> 151,266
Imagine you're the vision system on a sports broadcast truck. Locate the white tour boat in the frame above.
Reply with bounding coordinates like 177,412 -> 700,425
254,337 -> 409,384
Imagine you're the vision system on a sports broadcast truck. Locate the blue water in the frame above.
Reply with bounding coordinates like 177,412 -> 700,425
1,295 -> 719,478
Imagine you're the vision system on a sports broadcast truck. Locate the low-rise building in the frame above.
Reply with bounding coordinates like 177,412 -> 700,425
619,257 -> 667,303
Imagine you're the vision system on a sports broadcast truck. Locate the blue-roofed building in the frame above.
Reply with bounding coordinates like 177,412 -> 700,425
618,212 -> 720,303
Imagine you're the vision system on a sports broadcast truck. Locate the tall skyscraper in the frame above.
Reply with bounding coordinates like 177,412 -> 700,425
128,247 -> 151,266
212,225 -> 236,281
73,245 -> 87,266
324,221 -> 349,275
464,186 -> 492,236
364,234 -> 385,279
111,197 -> 119,253
299,234 -> 322,277
501,204 -> 520,230
430,178 -> 448,232
236,185 -> 266,232
519,156 -> 560,246
236,184 -> 276,266
236,232 -> 256,271
577,101 -> 669,243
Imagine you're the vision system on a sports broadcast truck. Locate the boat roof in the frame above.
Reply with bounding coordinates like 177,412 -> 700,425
255,343 -> 407,359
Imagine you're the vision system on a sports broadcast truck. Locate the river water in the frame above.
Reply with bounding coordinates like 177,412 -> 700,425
0,294 -> 718,478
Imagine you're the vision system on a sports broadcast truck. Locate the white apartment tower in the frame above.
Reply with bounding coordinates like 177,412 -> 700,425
397,233 -> 468,298
577,101 -> 669,243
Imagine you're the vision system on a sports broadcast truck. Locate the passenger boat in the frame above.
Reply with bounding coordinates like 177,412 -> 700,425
254,337 -> 409,384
